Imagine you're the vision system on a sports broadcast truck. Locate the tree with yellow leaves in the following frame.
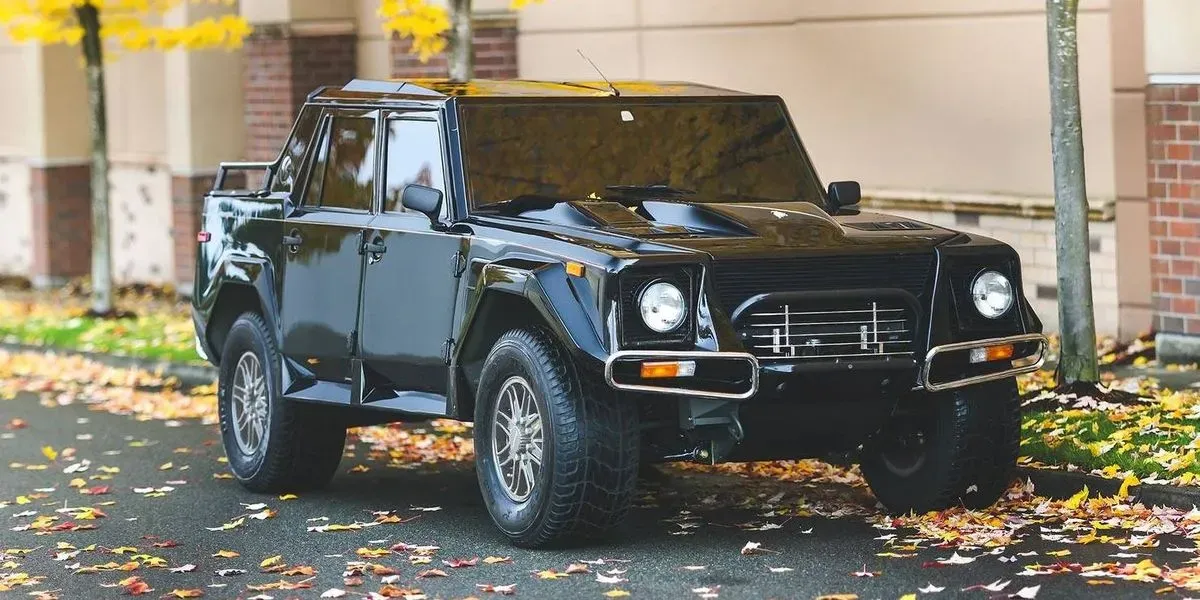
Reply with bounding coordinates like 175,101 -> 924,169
0,0 -> 249,315
380,0 -> 541,81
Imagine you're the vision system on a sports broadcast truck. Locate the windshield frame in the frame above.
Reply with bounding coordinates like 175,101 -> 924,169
454,95 -> 829,216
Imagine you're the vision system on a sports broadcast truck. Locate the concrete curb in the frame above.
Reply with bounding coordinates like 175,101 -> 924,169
1018,466 -> 1200,510
0,342 -> 216,388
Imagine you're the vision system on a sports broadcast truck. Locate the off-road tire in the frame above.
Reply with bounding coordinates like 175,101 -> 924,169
474,327 -> 639,548
218,312 -> 346,492
860,379 -> 1019,513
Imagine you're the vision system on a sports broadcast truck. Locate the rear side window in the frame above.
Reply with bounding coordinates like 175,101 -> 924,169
383,119 -> 446,214
305,116 -> 377,212
271,106 -> 320,194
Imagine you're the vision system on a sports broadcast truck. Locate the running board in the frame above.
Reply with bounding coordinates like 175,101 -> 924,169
282,378 -> 447,418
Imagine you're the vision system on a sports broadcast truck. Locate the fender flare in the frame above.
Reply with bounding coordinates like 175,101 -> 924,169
200,255 -> 282,351
455,261 -> 608,367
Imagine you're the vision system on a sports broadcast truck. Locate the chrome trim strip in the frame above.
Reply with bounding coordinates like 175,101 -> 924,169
919,333 -> 1048,392
603,350 -> 760,400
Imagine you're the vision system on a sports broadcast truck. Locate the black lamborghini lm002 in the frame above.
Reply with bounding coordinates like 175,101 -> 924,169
191,78 -> 1046,547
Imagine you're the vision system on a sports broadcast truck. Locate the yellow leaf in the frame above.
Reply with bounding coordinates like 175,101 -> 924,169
1047,549 -> 1071,557
211,550 -> 239,558
603,591 -> 630,598
41,446 -> 57,461
69,478 -> 86,488
1118,473 -> 1141,498
259,555 -> 283,568
1064,485 -> 1089,510
278,494 -> 298,501
900,595 -> 917,600
159,462 -> 173,470
112,547 -> 138,555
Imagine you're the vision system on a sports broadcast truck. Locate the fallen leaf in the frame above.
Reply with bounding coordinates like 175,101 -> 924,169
1064,486 -> 1089,510
768,566 -> 794,573
918,583 -> 945,593
42,446 -> 57,462
416,568 -> 448,578
596,572 -> 628,584
851,565 -> 879,578
536,569 -> 570,580
1014,585 -> 1040,599
483,556 -> 512,565
477,583 -> 517,595
603,591 -> 630,598
163,590 -> 204,598
259,555 -> 283,569
211,550 -> 239,558
169,564 -> 196,573
320,590 -> 346,598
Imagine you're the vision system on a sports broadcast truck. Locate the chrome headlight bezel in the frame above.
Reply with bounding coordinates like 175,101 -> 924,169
637,280 -> 687,333
970,269 -> 1014,319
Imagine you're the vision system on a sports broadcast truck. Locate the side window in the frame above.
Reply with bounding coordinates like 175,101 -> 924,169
310,116 -> 378,212
384,119 -> 446,214
271,106 -> 320,194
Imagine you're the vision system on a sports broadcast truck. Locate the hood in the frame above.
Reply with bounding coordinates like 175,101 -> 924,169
483,198 -> 958,259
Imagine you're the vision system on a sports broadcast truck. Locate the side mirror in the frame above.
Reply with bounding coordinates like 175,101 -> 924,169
401,184 -> 444,222
827,181 -> 861,213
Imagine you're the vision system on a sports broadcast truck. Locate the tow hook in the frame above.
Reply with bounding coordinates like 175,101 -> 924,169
662,447 -> 712,462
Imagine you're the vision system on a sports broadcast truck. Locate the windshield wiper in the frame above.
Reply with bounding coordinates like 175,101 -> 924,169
604,184 -> 696,197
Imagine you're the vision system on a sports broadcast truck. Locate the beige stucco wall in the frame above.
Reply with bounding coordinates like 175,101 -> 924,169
106,51 -> 167,163
1144,0 -> 1200,75
109,165 -> 173,284
518,0 -> 1118,204
0,160 -> 32,276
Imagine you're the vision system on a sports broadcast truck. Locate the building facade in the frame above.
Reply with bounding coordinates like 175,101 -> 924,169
0,0 -> 1197,357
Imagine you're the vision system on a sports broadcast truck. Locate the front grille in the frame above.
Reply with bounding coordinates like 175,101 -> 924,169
709,253 -> 934,316
737,298 -> 917,360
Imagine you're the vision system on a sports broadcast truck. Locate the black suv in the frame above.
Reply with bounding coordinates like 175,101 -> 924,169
192,78 -> 1046,547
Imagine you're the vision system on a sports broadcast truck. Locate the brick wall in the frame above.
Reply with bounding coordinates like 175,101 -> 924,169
1146,84 -> 1200,339
29,164 -> 91,285
243,29 -> 357,164
390,21 -> 518,80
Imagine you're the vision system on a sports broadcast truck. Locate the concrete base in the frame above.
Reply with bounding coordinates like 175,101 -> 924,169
1156,332 -> 1200,365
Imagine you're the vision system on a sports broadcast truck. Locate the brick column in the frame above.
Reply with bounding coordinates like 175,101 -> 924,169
390,17 -> 517,79
1147,83 -> 1200,361
244,26 -> 358,163
29,164 -> 92,286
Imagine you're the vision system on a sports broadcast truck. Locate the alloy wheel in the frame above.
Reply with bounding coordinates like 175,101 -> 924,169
491,375 -> 544,502
230,351 -> 270,456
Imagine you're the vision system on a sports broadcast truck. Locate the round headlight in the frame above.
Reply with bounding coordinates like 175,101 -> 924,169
638,281 -> 686,333
971,270 -> 1014,319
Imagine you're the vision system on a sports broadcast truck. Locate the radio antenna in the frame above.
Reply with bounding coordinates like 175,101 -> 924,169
577,49 -> 620,97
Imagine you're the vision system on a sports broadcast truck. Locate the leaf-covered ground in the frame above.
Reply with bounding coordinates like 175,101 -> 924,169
4,351 -> 1200,598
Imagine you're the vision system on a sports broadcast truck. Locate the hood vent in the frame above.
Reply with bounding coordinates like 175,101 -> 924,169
844,221 -> 931,231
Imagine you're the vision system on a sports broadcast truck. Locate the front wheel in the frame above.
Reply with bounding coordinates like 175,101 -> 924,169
474,328 -> 639,548
860,380 -> 1020,513
218,312 -> 346,493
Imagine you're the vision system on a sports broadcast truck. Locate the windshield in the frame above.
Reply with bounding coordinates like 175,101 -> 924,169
458,100 -> 825,209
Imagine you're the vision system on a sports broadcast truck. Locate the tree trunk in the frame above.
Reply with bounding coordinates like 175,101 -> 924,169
447,0 -> 473,82
75,4 -> 113,315
1045,0 -> 1099,384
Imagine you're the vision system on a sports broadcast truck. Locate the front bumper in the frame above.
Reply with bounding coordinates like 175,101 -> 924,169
603,332 -> 1047,399
918,332 -> 1048,392
604,350 -> 759,400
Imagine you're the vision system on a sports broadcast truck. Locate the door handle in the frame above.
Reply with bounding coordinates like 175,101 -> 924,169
283,229 -> 303,253
361,236 -> 387,264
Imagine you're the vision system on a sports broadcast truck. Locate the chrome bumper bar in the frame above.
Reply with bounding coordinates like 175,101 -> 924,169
603,350 -> 760,400
918,333 -> 1048,392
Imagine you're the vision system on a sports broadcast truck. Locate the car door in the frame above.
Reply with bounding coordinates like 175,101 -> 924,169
278,108 -> 379,383
359,113 -> 465,395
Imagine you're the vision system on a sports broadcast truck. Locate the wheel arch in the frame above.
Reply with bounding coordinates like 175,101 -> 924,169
450,261 -> 608,420
203,258 -> 280,366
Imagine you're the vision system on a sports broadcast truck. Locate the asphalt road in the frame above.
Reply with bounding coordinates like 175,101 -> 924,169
0,390 -> 1185,600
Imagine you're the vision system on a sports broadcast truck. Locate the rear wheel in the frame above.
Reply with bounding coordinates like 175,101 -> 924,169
474,328 -> 639,548
218,312 -> 346,492
860,380 -> 1020,513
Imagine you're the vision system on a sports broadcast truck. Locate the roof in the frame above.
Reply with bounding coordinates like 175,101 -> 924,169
311,78 -> 752,102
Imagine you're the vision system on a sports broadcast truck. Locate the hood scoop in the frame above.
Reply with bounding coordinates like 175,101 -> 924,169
844,220 -> 931,231
571,201 -> 691,236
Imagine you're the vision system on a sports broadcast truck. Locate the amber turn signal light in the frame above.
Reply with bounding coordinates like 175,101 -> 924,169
565,261 -> 585,277
968,344 -> 1014,364
640,360 -> 697,379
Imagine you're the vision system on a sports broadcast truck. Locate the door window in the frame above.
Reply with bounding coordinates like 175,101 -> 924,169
307,116 -> 378,212
383,119 -> 446,214
271,106 -> 320,194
